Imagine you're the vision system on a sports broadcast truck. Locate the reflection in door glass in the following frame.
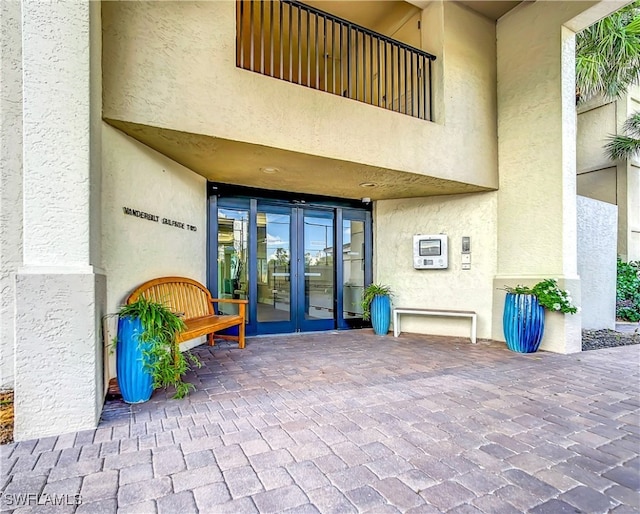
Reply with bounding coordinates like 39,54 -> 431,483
304,215 -> 334,320
257,212 -> 291,322
343,220 -> 365,319
217,208 -> 248,318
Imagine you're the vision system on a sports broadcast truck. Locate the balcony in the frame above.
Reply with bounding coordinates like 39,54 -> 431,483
102,1 -> 499,200
236,0 -> 436,121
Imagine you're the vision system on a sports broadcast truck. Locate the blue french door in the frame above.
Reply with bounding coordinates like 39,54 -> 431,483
211,194 -> 371,336
298,208 -> 335,332
256,205 -> 335,333
339,209 -> 372,329
255,204 -> 296,334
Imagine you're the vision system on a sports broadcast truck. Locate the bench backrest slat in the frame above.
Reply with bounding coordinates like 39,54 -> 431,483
127,277 -> 214,320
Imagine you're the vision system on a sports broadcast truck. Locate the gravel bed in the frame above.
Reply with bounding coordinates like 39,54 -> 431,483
582,328 -> 639,351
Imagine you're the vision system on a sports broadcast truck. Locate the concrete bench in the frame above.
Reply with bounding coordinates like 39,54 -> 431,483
393,307 -> 477,344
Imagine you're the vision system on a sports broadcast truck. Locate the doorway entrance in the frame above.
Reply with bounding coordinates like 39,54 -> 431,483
209,185 -> 372,336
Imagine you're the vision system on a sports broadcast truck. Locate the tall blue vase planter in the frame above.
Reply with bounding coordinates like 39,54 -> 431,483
117,316 -> 153,403
503,293 -> 545,353
371,295 -> 391,335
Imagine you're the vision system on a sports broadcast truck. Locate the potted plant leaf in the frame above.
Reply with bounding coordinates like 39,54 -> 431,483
361,284 -> 394,336
503,279 -> 579,353
117,296 -> 200,403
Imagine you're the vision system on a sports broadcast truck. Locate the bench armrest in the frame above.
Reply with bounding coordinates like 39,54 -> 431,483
211,298 -> 247,321
210,298 -> 248,305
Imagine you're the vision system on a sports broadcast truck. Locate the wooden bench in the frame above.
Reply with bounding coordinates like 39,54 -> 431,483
393,307 -> 477,344
127,276 -> 247,349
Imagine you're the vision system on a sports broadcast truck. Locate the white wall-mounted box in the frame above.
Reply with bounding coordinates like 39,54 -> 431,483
413,234 -> 448,269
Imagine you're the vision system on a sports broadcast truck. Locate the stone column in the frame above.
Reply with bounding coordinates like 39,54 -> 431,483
1,0 -> 23,392
14,0 -> 105,440
492,2 -> 618,353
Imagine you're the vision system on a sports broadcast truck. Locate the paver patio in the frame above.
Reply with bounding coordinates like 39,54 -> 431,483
1,331 -> 639,513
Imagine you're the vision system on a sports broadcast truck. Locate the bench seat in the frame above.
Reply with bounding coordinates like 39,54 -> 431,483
393,307 -> 477,344
178,314 -> 245,343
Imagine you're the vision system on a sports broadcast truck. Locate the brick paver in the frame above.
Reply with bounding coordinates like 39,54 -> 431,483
1,332 -> 638,513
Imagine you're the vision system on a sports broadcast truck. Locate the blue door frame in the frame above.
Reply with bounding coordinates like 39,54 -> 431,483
207,186 -> 372,336
297,207 -> 335,333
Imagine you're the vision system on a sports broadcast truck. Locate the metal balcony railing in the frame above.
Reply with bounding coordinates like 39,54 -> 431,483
236,0 -> 436,121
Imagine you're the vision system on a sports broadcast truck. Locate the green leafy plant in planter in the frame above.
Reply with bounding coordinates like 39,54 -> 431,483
502,279 -> 579,353
361,284 -> 393,320
361,284 -> 394,336
504,279 -> 579,314
118,297 -> 201,400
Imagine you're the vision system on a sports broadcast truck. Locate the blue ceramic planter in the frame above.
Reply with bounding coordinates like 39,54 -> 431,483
117,316 -> 153,403
371,295 -> 391,336
503,293 -> 545,353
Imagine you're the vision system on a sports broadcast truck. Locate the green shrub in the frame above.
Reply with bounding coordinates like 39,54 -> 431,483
504,279 -> 578,314
361,284 -> 393,321
119,297 -> 201,399
616,258 -> 640,322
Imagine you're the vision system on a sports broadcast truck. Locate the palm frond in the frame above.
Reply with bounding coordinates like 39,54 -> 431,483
622,111 -> 640,138
576,0 -> 640,103
604,134 -> 640,160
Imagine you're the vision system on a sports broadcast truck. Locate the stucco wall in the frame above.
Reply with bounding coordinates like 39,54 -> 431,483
375,192 -> 497,339
102,124 -> 207,380
497,7 -> 580,278
15,273 -> 105,440
577,195 -> 617,330
22,1 -> 94,268
13,0 -> 106,441
101,0 -> 498,190
629,164 -> 640,261
577,85 -> 640,261
623,86 -> 639,261
628,88 -> 640,261
493,1 -> 609,353
0,0 -> 23,389
438,2 -> 497,151
577,101 -> 617,173
577,167 -> 617,205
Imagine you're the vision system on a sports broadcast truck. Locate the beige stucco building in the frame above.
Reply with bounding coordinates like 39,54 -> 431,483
577,85 -> 640,262
0,0 -> 630,441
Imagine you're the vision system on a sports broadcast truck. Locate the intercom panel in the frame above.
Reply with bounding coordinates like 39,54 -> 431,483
413,234 -> 448,269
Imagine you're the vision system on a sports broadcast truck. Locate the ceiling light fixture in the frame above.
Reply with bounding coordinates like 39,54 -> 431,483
359,182 -> 376,188
260,167 -> 280,174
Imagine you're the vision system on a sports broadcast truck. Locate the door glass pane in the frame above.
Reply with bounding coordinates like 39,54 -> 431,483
258,211 -> 291,322
304,214 -> 334,320
343,220 -> 365,319
217,208 -> 248,318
